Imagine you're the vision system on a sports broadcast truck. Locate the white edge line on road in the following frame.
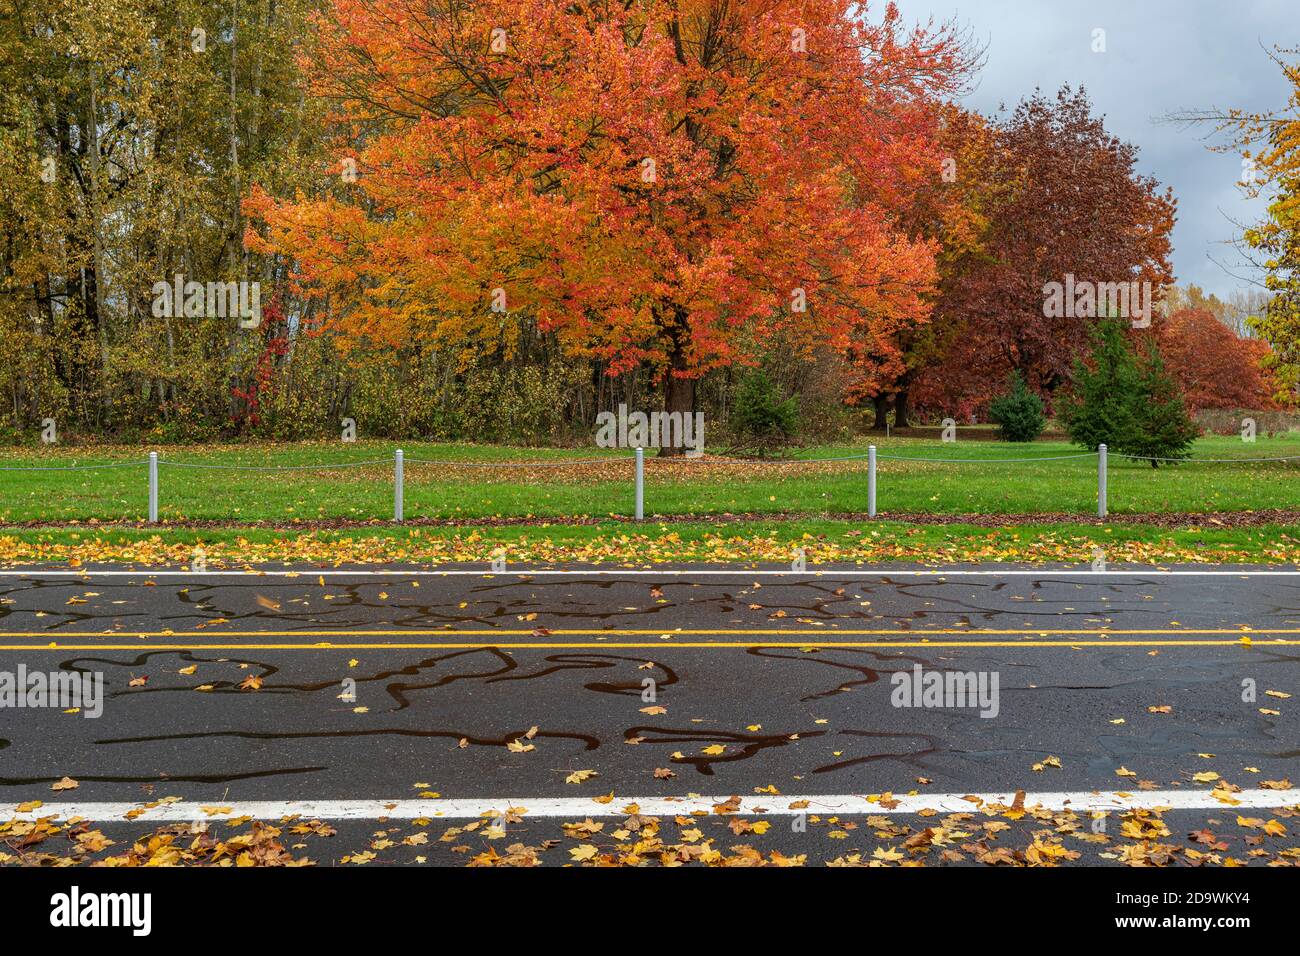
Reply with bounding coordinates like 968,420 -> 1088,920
4,790 -> 1298,821
1,569 -> 1299,578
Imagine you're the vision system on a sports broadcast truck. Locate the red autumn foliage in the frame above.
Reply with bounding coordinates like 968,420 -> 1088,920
1154,307 -> 1279,412
905,87 -> 1177,422
231,294 -> 291,429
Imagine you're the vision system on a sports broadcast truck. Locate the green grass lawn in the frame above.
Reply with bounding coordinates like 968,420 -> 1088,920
1,434 -> 1299,523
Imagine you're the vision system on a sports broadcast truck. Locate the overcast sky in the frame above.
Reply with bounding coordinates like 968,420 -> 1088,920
887,0 -> 1298,298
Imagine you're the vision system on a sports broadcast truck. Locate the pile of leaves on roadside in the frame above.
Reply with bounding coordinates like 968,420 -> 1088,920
3,523 -> 1299,567
4,794 -> 1298,868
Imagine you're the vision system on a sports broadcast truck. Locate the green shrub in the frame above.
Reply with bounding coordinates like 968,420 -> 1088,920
987,371 -> 1045,442
730,368 -> 798,452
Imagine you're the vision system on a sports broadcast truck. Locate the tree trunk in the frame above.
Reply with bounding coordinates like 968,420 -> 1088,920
871,394 -> 891,432
86,66 -> 109,392
226,7 -> 244,424
894,388 -> 912,429
660,322 -> 694,457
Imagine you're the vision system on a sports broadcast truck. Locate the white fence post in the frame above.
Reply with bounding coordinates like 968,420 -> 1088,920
868,445 -> 877,518
635,447 -> 644,520
1098,443 -> 1108,519
148,451 -> 158,524
394,448 -> 404,522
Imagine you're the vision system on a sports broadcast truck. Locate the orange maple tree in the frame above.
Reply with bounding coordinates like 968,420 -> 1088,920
244,0 -> 975,440
843,101 -> 1003,425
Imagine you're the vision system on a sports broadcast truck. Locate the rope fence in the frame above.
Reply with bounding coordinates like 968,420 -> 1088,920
875,452 -> 1097,463
2,443 -> 1299,522
0,459 -> 151,472
403,455 -> 635,467
1111,453 -> 1300,464
154,457 -> 394,471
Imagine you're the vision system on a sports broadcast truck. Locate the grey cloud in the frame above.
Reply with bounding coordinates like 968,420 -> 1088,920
889,0 -> 1298,297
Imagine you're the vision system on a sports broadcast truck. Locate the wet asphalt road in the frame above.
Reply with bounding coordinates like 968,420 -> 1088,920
0,564 -> 1297,866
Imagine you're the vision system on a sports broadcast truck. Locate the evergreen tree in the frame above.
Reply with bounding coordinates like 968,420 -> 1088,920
1060,319 -> 1141,451
731,369 -> 798,454
987,371 -> 1046,442
1120,343 -> 1200,468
